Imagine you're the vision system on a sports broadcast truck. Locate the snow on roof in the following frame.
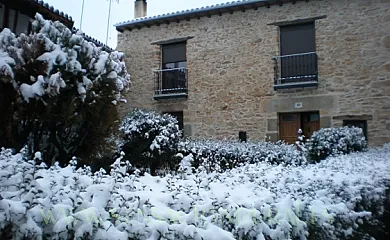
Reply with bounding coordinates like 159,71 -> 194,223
73,29 -> 114,52
31,0 -> 73,22
28,0 -> 113,51
115,0 -> 306,32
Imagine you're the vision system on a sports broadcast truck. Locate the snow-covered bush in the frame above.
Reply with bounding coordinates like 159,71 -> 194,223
179,139 -> 306,172
119,109 -> 182,175
306,126 -> 368,162
1,145 -> 390,239
0,14 -> 130,165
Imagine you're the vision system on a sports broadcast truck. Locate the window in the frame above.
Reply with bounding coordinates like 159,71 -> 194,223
8,9 -> 16,32
280,22 -> 315,55
154,42 -> 188,98
343,120 -> 368,141
281,114 -> 298,122
162,42 -> 187,69
0,4 -> 4,29
274,22 -> 318,89
16,13 -> 32,35
164,111 -> 184,132
161,42 -> 187,92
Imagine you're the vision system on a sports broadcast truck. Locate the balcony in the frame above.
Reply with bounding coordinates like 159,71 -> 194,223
273,52 -> 318,90
154,68 -> 188,100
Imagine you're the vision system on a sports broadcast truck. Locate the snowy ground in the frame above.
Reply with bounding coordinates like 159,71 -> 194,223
0,145 -> 390,239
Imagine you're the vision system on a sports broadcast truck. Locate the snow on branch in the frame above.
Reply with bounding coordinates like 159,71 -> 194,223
0,13 -> 131,104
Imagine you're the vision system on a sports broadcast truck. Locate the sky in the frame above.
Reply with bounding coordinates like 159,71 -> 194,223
44,0 -> 225,49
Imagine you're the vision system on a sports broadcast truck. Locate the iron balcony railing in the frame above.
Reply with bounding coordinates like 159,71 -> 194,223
273,52 -> 318,90
154,68 -> 188,99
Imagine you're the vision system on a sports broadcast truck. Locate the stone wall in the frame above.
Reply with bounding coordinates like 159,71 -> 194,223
117,0 -> 390,145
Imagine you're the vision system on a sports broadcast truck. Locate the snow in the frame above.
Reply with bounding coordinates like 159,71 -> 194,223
0,13 -> 131,103
0,144 -> 390,239
0,50 -> 15,79
19,76 -> 45,102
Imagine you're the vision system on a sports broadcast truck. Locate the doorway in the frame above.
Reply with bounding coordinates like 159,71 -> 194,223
279,111 -> 320,144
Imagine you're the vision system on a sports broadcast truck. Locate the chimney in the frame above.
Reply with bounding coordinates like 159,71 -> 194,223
134,0 -> 147,18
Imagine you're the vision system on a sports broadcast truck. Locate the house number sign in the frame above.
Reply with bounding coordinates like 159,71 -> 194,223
295,102 -> 303,108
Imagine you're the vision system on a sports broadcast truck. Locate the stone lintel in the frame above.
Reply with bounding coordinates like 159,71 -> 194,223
151,36 -> 194,45
332,115 -> 373,121
268,15 -> 327,26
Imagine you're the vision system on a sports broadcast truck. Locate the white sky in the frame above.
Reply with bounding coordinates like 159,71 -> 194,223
44,0 -> 225,49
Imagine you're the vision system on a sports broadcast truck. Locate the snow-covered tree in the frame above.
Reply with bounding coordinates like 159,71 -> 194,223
0,13 -> 130,166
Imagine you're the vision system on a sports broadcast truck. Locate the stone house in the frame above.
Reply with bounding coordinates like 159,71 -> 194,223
116,0 -> 390,145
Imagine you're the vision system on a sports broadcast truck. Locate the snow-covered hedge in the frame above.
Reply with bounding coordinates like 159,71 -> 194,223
178,139 -> 306,172
306,126 -> 368,162
1,145 -> 390,239
119,109 -> 182,175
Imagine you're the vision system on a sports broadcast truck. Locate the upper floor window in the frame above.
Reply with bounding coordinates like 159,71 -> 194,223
154,42 -> 188,99
280,22 -> 316,55
162,42 -> 187,69
274,22 -> 318,90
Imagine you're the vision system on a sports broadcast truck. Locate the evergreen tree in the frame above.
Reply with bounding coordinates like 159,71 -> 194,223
0,13 -> 130,166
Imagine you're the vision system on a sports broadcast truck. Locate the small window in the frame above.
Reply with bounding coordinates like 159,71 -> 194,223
343,120 -> 368,141
16,13 -> 32,35
0,4 -> 4,29
281,114 -> 298,122
164,111 -> 184,131
303,113 -> 320,122
8,9 -> 16,32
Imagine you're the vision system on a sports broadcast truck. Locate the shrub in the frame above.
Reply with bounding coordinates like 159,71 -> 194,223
119,109 -> 182,175
179,139 -> 306,172
0,14 -> 130,166
306,126 -> 368,162
1,145 -> 390,239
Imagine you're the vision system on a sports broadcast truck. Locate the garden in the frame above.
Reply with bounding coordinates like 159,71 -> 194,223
0,14 -> 389,240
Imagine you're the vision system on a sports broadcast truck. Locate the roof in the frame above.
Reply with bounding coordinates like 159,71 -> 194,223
33,0 -> 114,51
27,0 -> 74,28
29,0 -> 114,51
1,0 -> 116,51
115,0 -> 307,32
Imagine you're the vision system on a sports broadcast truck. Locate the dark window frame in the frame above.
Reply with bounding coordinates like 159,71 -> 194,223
343,120 -> 368,141
163,111 -> 184,133
154,42 -> 188,98
279,21 -> 316,56
161,42 -> 187,66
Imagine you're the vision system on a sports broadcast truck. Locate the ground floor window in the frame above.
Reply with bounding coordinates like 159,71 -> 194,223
343,120 -> 368,141
163,111 -> 184,133
279,111 -> 320,144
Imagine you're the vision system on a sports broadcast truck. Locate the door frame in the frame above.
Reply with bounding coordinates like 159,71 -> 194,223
278,111 -> 320,143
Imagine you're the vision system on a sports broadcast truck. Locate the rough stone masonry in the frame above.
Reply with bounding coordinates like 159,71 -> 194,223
117,0 -> 390,146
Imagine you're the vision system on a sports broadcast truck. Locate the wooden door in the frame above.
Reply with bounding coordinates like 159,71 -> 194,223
301,112 -> 320,139
279,113 -> 301,144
